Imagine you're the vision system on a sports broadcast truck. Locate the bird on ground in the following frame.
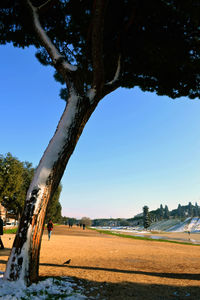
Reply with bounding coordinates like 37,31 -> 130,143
63,259 -> 71,264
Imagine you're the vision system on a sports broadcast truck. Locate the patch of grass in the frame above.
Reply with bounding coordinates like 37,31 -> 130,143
3,227 -> 17,234
90,227 -> 200,246
150,230 -> 165,234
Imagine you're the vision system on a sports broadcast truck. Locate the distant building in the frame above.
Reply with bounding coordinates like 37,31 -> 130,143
0,203 -> 7,222
0,203 -> 17,225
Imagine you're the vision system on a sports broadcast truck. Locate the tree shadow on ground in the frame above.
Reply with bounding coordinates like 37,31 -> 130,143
0,255 -> 199,299
40,262 -> 200,281
1,253 -> 199,299
0,249 -> 11,257
39,275 -> 200,300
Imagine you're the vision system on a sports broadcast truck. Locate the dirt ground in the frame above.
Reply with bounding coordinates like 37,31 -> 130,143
1,226 -> 200,299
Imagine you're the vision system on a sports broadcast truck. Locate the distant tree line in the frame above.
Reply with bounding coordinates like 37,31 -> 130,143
91,202 -> 200,228
92,218 -> 130,227
53,202 -> 200,227
142,202 -> 200,229
150,202 -> 200,221
59,216 -> 92,227
171,202 -> 200,219
0,153 -> 62,223
143,206 -> 151,229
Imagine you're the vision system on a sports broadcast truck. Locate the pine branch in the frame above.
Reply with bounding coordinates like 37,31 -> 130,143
37,0 -> 54,12
106,55 -> 121,85
101,55 -> 121,97
27,0 -> 77,76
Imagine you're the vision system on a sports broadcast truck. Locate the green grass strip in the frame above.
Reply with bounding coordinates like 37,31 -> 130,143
3,227 -> 17,234
90,227 -> 200,246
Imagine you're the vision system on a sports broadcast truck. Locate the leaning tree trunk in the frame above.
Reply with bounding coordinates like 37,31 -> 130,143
3,92 -> 99,285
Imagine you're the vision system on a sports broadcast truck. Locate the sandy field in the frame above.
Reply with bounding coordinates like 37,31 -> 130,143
1,226 -> 200,299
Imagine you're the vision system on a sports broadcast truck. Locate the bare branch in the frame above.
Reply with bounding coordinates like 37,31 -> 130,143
37,0 -> 53,12
101,55 -> 121,97
86,88 -> 96,104
106,55 -> 121,85
27,0 -> 77,73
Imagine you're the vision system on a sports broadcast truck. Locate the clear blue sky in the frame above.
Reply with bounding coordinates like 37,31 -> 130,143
1,44 -> 200,219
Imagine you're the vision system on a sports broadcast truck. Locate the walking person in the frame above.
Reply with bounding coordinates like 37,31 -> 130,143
47,219 -> 53,241
0,216 -> 4,249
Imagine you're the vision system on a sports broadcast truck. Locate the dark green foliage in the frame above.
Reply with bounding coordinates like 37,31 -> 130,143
92,218 -> 113,227
171,202 -> 200,218
151,208 -> 161,222
177,204 -> 182,217
35,50 -> 51,66
164,205 -> 170,219
118,219 -> 130,227
59,217 -> 78,226
0,153 -> 62,221
68,218 -> 75,227
143,205 -> 151,229
159,204 -> 164,220
59,88 -> 68,102
0,153 -> 34,217
59,216 -> 69,225
0,0 -> 200,99
188,202 -> 193,217
194,202 -> 199,217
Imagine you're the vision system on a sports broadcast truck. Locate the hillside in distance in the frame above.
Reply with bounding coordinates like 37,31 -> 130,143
137,217 -> 200,232
92,202 -> 200,232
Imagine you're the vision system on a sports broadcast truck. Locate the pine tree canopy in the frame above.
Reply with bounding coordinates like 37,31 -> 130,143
0,153 -> 62,219
0,153 -> 34,216
0,0 -> 200,100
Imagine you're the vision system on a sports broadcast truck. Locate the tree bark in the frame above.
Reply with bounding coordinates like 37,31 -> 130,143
3,92 -> 99,285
